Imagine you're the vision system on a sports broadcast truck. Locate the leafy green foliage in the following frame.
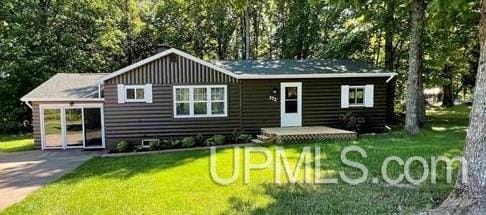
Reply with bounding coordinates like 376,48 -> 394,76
148,140 -> 162,151
205,135 -> 226,146
116,140 -> 132,152
181,137 -> 195,148
0,0 -> 479,133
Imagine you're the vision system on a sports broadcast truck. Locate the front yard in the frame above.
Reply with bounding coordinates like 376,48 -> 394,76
2,106 -> 469,214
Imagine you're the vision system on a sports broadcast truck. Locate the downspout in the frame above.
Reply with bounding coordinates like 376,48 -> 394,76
24,101 -> 33,110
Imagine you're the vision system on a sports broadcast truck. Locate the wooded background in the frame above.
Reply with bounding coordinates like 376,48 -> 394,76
0,0 -> 480,133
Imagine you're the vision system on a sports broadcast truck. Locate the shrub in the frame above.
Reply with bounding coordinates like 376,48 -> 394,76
160,140 -> 173,149
237,134 -> 253,144
116,140 -> 132,152
169,139 -> 181,148
149,140 -> 162,151
205,135 -> 226,146
339,112 -> 366,133
181,137 -> 195,148
195,133 -> 205,146
230,129 -> 241,144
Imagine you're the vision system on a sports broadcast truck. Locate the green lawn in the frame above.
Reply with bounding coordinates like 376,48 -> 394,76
2,105 -> 470,214
0,135 -> 34,153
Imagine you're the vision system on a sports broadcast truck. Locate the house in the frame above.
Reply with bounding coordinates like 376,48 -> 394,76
21,48 -> 396,150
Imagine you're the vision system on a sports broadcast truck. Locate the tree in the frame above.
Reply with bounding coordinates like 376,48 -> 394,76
432,1 -> 486,213
405,0 -> 426,135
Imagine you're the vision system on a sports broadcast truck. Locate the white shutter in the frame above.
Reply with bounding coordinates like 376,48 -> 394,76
365,84 -> 374,108
117,84 -> 125,104
145,84 -> 153,103
341,85 -> 349,108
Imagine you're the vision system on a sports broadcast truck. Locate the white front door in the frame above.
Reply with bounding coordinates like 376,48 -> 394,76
280,82 -> 302,127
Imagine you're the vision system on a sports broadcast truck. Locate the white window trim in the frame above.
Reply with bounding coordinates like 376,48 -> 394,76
348,86 -> 366,107
124,85 -> 146,103
142,139 -> 159,148
173,85 -> 228,118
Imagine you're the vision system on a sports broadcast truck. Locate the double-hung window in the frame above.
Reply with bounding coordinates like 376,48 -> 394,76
174,85 -> 227,118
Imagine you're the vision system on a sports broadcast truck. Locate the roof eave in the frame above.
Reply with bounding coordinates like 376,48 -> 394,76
237,72 -> 397,79
20,98 -> 105,102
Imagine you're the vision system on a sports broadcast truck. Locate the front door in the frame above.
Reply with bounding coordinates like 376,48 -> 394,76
280,82 -> 302,127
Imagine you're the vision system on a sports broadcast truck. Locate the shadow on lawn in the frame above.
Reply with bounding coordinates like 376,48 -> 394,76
57,147 -> 226,184
226,182 -> 452,214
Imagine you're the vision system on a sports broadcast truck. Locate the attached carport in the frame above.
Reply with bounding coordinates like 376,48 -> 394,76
20,73 -> 108,150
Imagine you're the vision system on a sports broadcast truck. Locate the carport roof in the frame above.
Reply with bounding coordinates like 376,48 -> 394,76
21,73 -> 108,102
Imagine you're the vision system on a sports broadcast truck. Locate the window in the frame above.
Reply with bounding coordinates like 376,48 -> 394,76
348,87 -> 365,106
174,85 -> 227,118
341,85 -> 374,108
142,139 -> 159,148
125,85 -> 145,102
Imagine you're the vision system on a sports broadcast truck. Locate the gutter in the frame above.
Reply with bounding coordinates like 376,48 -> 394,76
386,73 -> 397,83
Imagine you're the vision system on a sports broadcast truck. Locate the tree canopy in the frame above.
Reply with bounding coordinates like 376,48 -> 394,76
0,0 -> 480,133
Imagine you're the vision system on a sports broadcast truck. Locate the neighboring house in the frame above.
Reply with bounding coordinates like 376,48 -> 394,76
21,48 -> 396,150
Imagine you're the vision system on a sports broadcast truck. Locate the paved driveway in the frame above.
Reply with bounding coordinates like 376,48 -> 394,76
0,150 -> 102,211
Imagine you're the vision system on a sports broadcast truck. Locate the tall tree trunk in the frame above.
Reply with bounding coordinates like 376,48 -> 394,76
252,7 -> 260,58
442,64 -> 455,107
243,2 -> 250,60
384,0 -> 395,70
405,0 -> 426,135
432,1 -> 486,213
384,0 -> 398,124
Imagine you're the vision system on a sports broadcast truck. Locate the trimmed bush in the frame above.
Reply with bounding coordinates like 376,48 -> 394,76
205,135 -> 226,146
181,137 -> 195,148
230,129 -> 241,144
237,134 -> 252,144
195,133 -> 205,146
169,139 -> 181,148
116,140 -> 132,152
149,140 -> 162,151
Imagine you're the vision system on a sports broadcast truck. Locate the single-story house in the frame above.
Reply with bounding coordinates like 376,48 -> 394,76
21,48 -> 396,150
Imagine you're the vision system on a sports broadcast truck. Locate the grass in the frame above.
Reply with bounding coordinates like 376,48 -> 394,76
0,134 -> 34,153
2,105 -> 471,214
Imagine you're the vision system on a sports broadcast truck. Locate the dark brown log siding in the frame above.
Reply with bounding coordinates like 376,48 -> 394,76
102,52 -> 390,148
104,84 -> 241,147
103,54 -> 241,148
105,54 -> 238,84
240,78 -> 389,133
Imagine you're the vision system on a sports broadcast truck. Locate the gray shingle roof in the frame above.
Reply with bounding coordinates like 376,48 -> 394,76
213,59 -> 387,75
21,73 -> 108,101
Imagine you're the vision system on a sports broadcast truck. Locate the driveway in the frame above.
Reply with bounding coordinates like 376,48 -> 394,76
0,150 -> 102,211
